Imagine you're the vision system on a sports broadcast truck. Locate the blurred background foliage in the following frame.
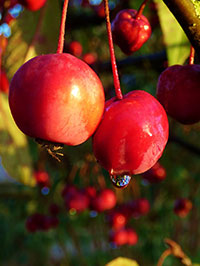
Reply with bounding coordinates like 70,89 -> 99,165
0,0 -> 200,265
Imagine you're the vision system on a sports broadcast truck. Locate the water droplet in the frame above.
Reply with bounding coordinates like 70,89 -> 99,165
110,174 -> 131,188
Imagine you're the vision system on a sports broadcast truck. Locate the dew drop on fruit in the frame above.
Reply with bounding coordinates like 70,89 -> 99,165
110,174 -> 131,188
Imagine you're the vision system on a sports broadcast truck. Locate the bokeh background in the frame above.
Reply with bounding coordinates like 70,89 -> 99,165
0,0 -> 200,265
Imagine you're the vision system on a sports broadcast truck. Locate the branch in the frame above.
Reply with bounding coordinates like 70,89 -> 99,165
162,0 -> 200,59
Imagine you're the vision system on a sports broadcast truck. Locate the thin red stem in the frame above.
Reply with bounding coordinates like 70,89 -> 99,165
135,0 -> 149,19
103,0 -> 123,100
57,0 -> 69,54
189,46 -> 195,65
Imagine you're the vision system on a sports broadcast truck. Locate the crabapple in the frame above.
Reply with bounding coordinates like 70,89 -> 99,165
111,9 -> 151,55
9,53 -> 105,146
92,90 -> 169,180
156,64 -> 200,124
91,189 -> 117,212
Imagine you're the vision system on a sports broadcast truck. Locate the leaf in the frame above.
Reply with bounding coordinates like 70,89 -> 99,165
154,0 -> 190,66
105,257 -> 139,266
3,0 -> 61,80
0,93 -> 35,186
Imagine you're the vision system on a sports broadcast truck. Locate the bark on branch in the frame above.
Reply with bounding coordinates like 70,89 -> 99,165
162,0 -> 200,59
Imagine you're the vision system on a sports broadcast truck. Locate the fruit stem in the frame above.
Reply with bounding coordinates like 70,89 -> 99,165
103,0 -> 123,100
57,0 -> 69,54
135,0 -> 149,19
157,249 -> 171,266
189,46 -> 195,65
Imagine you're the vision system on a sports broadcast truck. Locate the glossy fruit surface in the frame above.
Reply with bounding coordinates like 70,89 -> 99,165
111,9 -> 151,55
9,53 -> 105,145
156,64 -> 200,124
93,90 -> 168,176
18,0 -> 46,11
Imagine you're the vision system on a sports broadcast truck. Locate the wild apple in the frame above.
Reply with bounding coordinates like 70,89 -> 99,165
111,9 -> 151,55
92,90 -> 169,180
9,53 -> 105,146
156,64 -> 200,124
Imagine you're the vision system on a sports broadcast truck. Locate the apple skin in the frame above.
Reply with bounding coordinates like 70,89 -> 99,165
111,9 -> 151,55
18,0 -> 46,11
9,53 -> 105,146
92,90 -> 169,176
156,64 -> 200,125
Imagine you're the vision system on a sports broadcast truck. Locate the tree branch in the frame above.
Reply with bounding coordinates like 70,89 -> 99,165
162,0 -> 200,59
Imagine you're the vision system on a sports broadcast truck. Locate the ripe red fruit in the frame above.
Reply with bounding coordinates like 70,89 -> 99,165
18,0 -> 46,11
174,198 -> 192,218
65,191 -> 89,212
92,189 -> 117,212
126,228 -> 138,245
67,41 -> 83,57
142,161 -> 166,183
34,170 -> 50,187
111,9 -> 151,55
92,90 -> 169,179
0,69 -> 9,94
110,229 -> 128,246
9,53 -> 105,146
107,210 -> 127,230
82,53 -> 97,65
156,64 -> 200,124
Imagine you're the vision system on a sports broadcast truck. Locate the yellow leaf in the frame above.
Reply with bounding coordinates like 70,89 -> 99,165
106,257 -> 139,266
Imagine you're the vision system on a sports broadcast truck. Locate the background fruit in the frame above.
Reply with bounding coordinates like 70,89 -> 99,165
156,64 -> 200,124
112,9 -> 151,55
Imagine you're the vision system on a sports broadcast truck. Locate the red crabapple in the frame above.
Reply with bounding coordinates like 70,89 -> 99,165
67,41 -> 83,57
92,90 -> 168,186
156,64 -> 200,124
9,53 -> 105,146
111,9 -> 151,55
91,189 -> 117,212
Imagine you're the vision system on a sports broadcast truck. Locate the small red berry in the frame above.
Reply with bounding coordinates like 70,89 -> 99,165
91,189 -> 117,212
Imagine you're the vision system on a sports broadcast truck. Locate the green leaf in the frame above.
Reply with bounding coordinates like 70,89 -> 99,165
106,257 -> 139,266
3,0 -> 61,80
154,0 -> 190,66
0,93 -> 35,186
